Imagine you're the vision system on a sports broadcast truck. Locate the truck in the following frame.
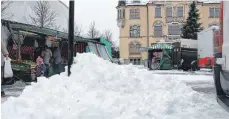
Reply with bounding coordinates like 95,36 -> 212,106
214,1 -> 229,112
178,39 -> 198,71
198,26 -> 220,69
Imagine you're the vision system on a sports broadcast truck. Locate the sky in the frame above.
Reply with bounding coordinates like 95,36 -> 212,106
60,0 -> 120,46
60,0 -> 149,46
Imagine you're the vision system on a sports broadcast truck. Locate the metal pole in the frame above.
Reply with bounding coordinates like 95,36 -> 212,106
68,1 -> 74,76
18,30 -> 21,59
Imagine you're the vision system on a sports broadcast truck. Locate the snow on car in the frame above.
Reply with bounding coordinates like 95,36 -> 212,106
1,53 -> 229,119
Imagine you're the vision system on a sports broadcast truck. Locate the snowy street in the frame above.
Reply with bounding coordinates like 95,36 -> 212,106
1,72 -> 215,103
1,53 -> 229,119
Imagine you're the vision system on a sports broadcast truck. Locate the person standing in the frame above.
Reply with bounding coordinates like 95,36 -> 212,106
1,40 -> 9,97
41,45 -> 52,77
53,47 -> 62,74
35,56 -> 46,77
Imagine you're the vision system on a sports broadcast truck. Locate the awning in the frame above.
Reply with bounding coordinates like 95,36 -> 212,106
148,43 -> 173,50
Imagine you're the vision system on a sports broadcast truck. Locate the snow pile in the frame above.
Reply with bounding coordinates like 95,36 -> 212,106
2,53 -> 228,119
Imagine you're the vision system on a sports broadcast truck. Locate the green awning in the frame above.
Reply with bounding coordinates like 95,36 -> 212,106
148,43 -> 173,50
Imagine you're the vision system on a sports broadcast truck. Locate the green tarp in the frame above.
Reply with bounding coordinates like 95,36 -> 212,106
148,43 -> 173,50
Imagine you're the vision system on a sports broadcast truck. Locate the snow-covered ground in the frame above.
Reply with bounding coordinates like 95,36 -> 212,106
2,53 -> 229,119
151,69 -> 213,75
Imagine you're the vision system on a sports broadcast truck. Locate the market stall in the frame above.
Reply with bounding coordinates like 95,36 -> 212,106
2,20 -> 61,82
147,43 -> 177,70
6,32 -> 42,82
60,39 -> 112,63
2,19 -> 113,82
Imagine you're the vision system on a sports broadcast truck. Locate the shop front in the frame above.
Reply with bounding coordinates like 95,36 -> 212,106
2,19 -> 112,83
147,42 -> 180,70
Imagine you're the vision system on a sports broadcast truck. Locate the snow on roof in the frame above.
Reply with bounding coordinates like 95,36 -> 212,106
124,0 -> 220,6
197,0 -> 220,3
200,25 -> 220,33
178,38 -> 198,49
126,2 -> 148,6
125,0 -> 149,6
209,25 -> 220,30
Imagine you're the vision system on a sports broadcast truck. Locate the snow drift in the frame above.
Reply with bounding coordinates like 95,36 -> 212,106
1,53 -> 228,119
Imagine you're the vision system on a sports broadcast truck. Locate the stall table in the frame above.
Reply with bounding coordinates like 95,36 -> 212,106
11,60 -> 36,82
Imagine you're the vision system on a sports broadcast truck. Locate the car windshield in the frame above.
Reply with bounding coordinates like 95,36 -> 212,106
97,44 -> 111,61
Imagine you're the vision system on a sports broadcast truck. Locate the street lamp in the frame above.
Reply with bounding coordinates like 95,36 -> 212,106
68,0 -> 74,76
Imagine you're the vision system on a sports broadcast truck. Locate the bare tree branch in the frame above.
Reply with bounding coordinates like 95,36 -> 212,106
29,1 -> 57,28
53,25 -> 61,31
63,21 -> 84,36
87,21 -> 100,38
103,29 -> 112,42
1,0 -> 13,19
74,24 -> 83,36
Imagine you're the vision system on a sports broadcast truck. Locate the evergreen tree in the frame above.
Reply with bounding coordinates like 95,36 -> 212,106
181,1 -> 203,40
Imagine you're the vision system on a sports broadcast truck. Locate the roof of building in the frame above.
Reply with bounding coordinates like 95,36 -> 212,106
197,0 -> 220,4
1,19 -> 90,42
126,2 -> 148,6
122,0 -> 220,6
58,0 -> 69,9
178,39 -> 198,49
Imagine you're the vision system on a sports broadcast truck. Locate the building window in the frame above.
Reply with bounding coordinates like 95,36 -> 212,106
209,8 -> 214,17
209,8 -> 219,18
168,23 -> 182,35
137,59 -> 140,65
155,7 -> 161,18
117,10 -> 120,19
215,8 -> 219,17
154,22 -> 163,37
130,59 -> 140,65
129,8 -> 140,19
129,42 -> 141,55
177,6 -> 183,17
166,7 -> 173,17
118,9 -> 125,19
134,59 -> 137,65
117,10 -> 119,19
136,43 -> 141,50
130,25 -> 140,38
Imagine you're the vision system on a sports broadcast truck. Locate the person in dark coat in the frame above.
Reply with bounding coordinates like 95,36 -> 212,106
53,47 -> 62,74
41,45 -> 52,77
148,51 -> 153,70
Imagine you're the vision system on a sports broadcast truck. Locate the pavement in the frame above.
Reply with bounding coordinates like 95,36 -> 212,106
1,81 -> 27,103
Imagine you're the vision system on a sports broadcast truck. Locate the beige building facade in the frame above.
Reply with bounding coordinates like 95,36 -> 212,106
117,0 -> 220,64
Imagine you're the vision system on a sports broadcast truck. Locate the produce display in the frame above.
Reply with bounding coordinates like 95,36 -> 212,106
11,60 -> 36,72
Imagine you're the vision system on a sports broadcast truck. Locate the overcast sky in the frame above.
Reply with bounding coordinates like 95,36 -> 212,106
60,0 -> 119,46
61,0 -> 150,46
